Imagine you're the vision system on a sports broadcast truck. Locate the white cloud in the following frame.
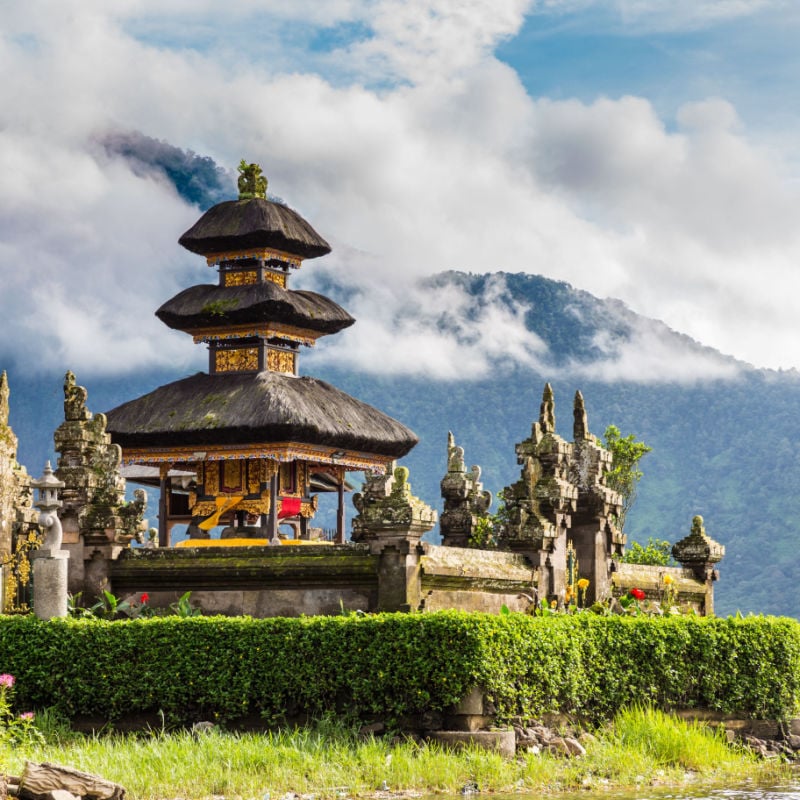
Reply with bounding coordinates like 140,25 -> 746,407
305,274 -> 549,379
0,0 -> 798,383
565,317 -> 742,383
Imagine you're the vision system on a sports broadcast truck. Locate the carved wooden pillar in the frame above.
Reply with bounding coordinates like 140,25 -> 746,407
336,478 -> 345,544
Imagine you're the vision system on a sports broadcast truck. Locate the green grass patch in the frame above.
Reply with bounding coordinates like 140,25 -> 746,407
0,708 -> 788,800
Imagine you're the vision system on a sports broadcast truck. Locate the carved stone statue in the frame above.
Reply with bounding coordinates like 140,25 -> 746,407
237,160 -> 268,200
440,432 -> 492,548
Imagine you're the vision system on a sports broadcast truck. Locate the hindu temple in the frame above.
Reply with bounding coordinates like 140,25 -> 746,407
0,161 -> 724,618
105,162 -> 417,546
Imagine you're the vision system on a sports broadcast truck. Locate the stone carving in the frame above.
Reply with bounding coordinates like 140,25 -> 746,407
500,384 -> 577,552
440,432 -> 492,548
53,372 -> 147,552
32,462 -> 64,552
237,160 -> 268,200
352,464 -> 437,541
672,515 -> 725,574
0,371 -> 38,563
568,391 -> 624,603
64,371 -> 90,421
494,384 -> 634,604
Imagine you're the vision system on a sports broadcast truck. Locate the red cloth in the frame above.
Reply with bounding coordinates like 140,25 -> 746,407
278,497 -> 302,519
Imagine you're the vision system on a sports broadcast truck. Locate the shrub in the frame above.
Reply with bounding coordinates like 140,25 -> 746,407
0,612 -> 797,726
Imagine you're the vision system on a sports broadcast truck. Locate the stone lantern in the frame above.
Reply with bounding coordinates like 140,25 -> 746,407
30,461 -> 69,618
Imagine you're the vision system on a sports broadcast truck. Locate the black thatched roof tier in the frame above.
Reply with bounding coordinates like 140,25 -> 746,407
105,371 -> 418,458
156,283 -> 355,335
179,198 -> 331,259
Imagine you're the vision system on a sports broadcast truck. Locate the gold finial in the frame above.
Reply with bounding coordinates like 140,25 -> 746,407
237,160 -> 268,200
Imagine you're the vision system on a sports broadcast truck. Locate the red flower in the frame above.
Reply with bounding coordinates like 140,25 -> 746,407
140,593 -> 150,604
630,588 -> 646,601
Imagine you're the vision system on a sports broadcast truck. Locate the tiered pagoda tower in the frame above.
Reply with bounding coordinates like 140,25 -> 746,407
106,162 -> 417,545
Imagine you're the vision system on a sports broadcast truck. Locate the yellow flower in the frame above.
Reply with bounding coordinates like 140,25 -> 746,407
577,578 -> 590,590
662,574 -> 674,585
550,600 -> 558,609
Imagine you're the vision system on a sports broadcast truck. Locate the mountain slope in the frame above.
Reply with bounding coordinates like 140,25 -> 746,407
5,271 -> 800,618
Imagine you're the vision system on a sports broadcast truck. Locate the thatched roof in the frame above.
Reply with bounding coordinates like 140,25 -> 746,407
105,371 -> 418,458
179,198 -> 331,259
156,283 -> 354,335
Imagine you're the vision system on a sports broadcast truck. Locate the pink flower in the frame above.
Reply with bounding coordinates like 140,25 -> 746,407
0,674 -> 15,688
19,712 -> 34,721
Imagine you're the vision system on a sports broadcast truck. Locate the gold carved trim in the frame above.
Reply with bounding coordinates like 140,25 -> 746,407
205,248 -> 303,269
215,347 -> 259,372
122,443 -> 392,472
191,323 -> 321,346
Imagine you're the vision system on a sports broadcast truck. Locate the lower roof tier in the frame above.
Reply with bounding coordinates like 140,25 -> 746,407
105,371 -> 418,461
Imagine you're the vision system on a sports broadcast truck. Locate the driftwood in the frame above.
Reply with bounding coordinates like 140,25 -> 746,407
12,762 -> 124,800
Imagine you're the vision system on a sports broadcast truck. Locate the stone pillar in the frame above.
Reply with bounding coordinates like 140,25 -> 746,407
440,432 -> 492,548
352,464 -> 437,612
672,515 -> 725,615
31,552 -> 69,619
568,391 -> 624,605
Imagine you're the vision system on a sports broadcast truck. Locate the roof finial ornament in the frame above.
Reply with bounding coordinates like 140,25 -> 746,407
539,383 -> 555,434
573,390 -> 589,441
0,370 -> 9,427
237,160 -> 268,200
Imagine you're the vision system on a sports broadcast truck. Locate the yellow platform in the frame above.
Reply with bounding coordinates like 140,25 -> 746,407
175,538 -> 332,548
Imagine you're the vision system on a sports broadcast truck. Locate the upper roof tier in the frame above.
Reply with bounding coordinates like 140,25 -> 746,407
179,198 -> 331,259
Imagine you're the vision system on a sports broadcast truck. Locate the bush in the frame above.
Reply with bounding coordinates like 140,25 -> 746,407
0,612 -> 797,725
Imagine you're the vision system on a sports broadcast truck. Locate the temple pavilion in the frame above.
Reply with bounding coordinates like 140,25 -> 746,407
105,162 -> 417,546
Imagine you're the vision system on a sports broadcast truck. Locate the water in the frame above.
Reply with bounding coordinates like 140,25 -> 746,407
440,784 -> 800,800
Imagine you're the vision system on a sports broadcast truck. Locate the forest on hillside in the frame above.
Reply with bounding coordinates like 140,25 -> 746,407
6,271 -> 800,618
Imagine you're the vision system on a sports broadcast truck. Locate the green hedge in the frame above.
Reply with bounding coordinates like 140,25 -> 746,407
1,612 -> 798,725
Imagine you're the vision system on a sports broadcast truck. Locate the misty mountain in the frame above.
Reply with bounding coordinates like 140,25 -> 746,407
5,270 -> 799,618
97,131 -> 235,208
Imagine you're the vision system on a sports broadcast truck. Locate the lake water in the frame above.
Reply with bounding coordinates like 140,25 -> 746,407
460,784 -> 800,800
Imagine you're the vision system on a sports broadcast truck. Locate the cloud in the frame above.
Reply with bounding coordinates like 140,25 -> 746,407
305,273 -> 549,379
565,316 -> 742,383
0,1 -> 798,383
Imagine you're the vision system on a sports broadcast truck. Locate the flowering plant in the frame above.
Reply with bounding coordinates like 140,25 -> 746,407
0,673 -> 44,747
618,587 -> 647,615
577,578 -> 590,608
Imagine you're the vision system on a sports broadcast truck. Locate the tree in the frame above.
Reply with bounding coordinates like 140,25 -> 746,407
621,536 -> 674,566
602,425 -> 652,532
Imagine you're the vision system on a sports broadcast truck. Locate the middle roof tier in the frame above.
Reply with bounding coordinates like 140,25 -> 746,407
157,281 -> 355,337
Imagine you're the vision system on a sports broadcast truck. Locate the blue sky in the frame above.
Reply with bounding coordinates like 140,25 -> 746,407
1,1 -> 799,380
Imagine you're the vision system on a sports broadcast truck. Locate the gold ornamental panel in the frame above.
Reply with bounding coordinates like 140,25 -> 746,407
264,271 -> 287,287
215,347 -> 259,373
222,460 -> 244,493
267,349 -> 296,374
223,270 -> 258,287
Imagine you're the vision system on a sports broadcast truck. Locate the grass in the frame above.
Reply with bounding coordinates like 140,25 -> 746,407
0,707 -> 791,800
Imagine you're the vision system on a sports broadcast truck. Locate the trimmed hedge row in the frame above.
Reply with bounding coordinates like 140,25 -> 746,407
1,612 -> 798,725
